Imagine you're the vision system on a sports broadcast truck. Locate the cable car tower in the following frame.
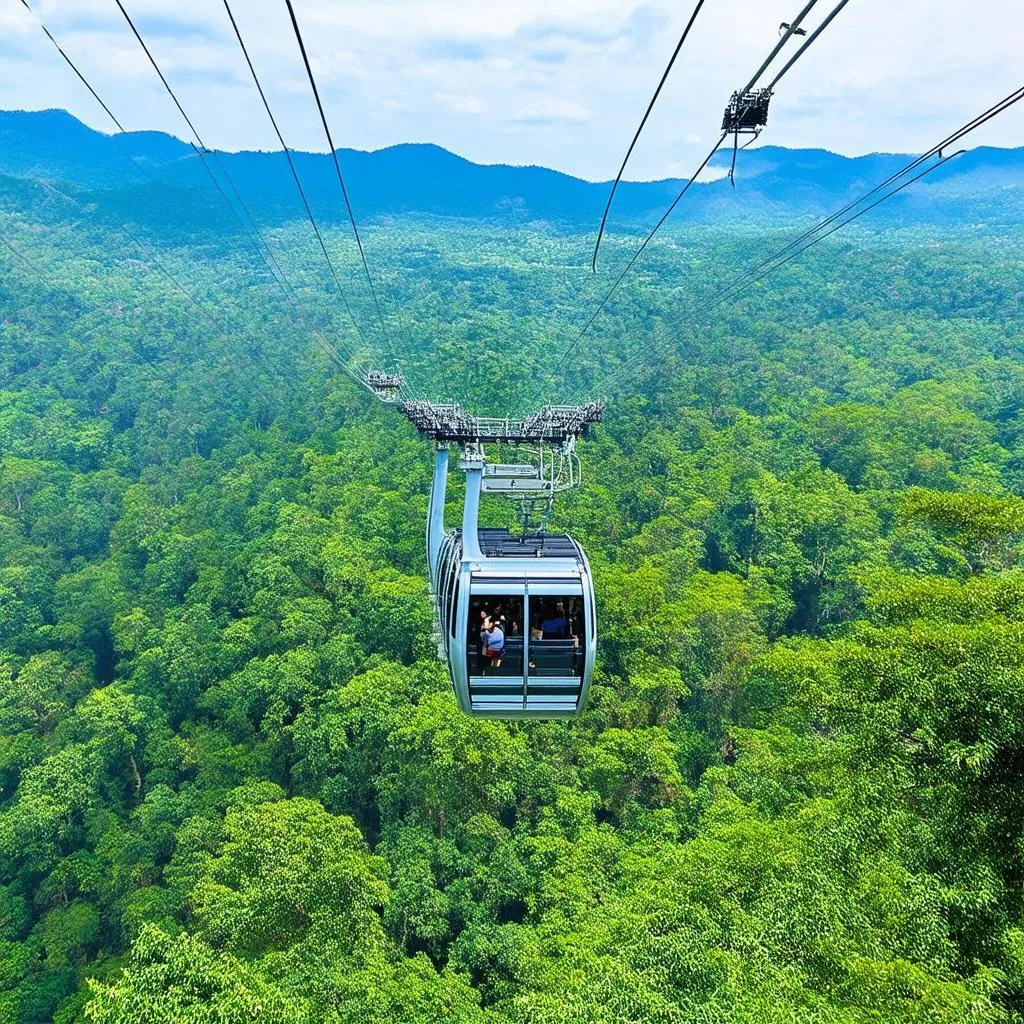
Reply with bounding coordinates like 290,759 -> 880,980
400,399 -> 604,718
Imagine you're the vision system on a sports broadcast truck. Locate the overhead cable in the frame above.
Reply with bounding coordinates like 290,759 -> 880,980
17,0 -> 126,132
738,0 -> 819,95
716,84 -> 1024,301
112,0 -> 206,146
111,0 -> 371,378
113,1 -> 297,301
720,152 -> 964,297
559,0 -> 839,369
18,0 -> 366,391
25,172 -> 352,398
589,156 -> 959,402
15,2 -> 253,336
765,0 -> 852,90
283,0 -> 396,365
707,156 -> 960,311
561,138 -> 724,364
220,0 -> 358,312
588,85 -> 1024,401
590,0 -> 711,270
23,0 -> 248,289
221,0 -> 414,396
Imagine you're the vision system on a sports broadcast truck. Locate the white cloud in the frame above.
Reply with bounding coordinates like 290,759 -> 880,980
697,164 -> 730,183
1,0 -> 1021,179
512,98 -> 590,124
436,92 -> 488,116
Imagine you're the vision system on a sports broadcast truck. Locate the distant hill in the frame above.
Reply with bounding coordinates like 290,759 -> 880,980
1,108 -> 1022,232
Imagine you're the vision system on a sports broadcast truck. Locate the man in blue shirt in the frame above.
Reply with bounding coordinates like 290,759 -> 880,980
541,606 -> 569,639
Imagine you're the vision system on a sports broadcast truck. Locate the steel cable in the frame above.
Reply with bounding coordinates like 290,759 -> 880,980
15,0 -> 366,394
552,0 -> 844,381
283,0 -> 397,369
715,152 -> 965,301
220,0 -> 370,353
586,86 -> 1024,402
765,0 -> 852,90
15,1 -> 315,368
111,0 -> 371,379
590,0 -> 711,270
17,0 -> 126,132
588,154 -> 959,402
715,84 -> 1024,302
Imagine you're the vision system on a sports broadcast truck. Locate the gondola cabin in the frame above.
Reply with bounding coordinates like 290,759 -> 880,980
427,448 -> 596,718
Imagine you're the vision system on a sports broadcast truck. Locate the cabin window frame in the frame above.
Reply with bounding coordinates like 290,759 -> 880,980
465,590 -> 526,681
465,582 -> 586,683
527,592 -> 586,680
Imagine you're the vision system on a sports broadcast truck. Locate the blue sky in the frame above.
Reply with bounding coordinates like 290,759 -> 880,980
2,0 -> 1021,181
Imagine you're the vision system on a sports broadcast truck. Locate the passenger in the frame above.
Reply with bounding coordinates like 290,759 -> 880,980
478,610 -> 492,668
484,617 -> 505,669
493,603 -> 512,635
528,625 -> 541,671
568,608 -> 581,646
541,602 -> 569,640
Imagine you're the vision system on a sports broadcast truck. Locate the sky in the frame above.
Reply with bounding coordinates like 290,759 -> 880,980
1,0 -> 1021,182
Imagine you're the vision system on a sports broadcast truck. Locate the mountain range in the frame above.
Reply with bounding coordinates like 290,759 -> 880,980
1,108 -> 1022,232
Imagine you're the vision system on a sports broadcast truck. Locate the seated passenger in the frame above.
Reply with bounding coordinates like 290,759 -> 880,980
541,602 -> 569,640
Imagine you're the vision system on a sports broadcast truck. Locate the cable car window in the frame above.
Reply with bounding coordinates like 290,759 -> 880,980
528,596 -> 584,678
442,555 -> 456,633
449,576 -> 460,639
467,595 -> 524,678
439,557 -> 452,626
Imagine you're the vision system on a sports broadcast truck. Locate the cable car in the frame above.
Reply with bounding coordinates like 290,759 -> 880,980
427,447 -> 596,717
400,400 -> 604,718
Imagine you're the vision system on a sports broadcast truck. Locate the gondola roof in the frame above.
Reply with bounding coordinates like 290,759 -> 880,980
470,528 -> 581,560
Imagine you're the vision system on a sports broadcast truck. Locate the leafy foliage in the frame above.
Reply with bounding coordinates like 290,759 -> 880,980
0,156 -> 1023,1023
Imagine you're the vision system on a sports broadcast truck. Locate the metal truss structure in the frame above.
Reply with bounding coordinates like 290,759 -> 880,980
364,370 -> 406,402
721,88 -> 773,185
722,88 -> 773,136
398,400 -> 605,444
401,400 -> 604,531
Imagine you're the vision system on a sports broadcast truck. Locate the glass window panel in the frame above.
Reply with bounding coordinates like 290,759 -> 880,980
467,595 -> 524,678
528,595 -> 585,678
449,576 -> 460,639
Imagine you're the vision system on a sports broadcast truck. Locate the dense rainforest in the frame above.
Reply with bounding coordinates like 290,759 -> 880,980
1,128 -> 1024,1023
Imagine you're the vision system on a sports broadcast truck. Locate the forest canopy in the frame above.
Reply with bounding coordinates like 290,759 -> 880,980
1,135 -> 1024,1023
